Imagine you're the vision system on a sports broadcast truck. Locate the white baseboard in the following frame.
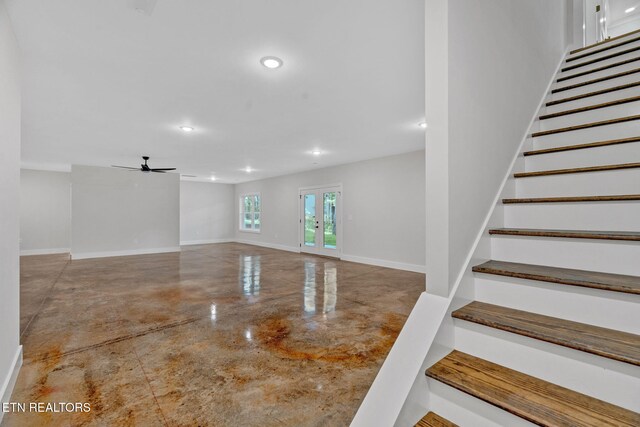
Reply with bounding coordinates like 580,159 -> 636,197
70,246 -> 181,260
180,238 -> 233,246
0,345 -> 23,422
20,248 -> 70,256
233,239 -> 425,273
234,239 -> 301,253
55,239 -> 423,273
341,254 -> 426,273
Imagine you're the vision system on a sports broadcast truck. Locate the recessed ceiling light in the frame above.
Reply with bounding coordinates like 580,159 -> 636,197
625,6 -> 636,13
245,166 -> 252,173
419,122 -> 428,129
210,176 -> 216,181
260,56 -> 283,69
179,126 -> 194,132
311,149 -> 322,156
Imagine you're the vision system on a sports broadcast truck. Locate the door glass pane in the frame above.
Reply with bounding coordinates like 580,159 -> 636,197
304,194 -> 316,247
254,195 -> 261,213
244,213 -> 252,229
253,213 -> 260,230
323,192 -> 337,249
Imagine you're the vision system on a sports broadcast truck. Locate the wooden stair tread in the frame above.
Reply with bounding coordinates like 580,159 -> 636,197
503,194 -> 640,204
567,36 -> 640,62
562,46 -> 640,73
570,29 -> 640,55
523,136 -> 640,156
472,260 -> 640,295
453,301 -> 640,366
556,62 -> 640,86
415,412 -> 457,427
531,115 -> 640,137
514,162 -> 640,177
488,228 -> 640,241
547,81 -> 640,106
425,350 -> 640,426
539,95 -> 640,120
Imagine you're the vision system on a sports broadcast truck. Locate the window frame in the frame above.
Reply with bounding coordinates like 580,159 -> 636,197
239,192 -> 261,233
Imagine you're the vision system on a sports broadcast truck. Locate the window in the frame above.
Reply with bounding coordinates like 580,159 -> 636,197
239,193 -> 261,232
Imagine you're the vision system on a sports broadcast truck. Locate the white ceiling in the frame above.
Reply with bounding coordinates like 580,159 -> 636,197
6,0 -> 425,183
609,0 -> 640,28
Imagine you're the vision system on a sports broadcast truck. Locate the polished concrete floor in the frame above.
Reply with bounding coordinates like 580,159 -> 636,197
3,243 -> 424,426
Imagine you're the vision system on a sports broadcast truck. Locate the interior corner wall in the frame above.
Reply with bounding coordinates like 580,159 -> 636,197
445,0 -> 569,288
234,151 -> 426,271
180,181 -> 235,245
71,165 -> 180,259
20,169 -> 71,254
0,0 -> 22,410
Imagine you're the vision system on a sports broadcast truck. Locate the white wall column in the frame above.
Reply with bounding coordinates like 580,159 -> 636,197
424,0 -> 450,297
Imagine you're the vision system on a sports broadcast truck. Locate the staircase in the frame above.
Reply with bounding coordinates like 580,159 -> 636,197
416,31 -> 640,426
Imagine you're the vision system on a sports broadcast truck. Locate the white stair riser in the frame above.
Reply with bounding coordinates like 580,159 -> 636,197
515,169 -> 640,198
551,71 -> 640,98
532,120 -> 640,148
524,142 -> 640,170
427,380 -> 535,427
556,63 -> 640,88
474,276 -> 640,333
455,323 -> 640,411
565,39 -> 640,64
544,85 -> 640,114
561,50 -> 640,75
567,32 -> 640,58
504,202 -> 640,231
491,236 -> 640,276
538,101 -> 640,131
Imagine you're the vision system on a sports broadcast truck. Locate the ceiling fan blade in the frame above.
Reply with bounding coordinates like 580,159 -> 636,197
111,165 -> 140,170
151,170 -> 167,173
150,168 -> 176,171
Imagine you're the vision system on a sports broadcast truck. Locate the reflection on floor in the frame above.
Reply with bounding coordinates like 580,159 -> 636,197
3,243 -> 425,426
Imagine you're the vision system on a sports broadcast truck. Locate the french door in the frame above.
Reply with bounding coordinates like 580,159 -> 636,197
299,185 -> 341,257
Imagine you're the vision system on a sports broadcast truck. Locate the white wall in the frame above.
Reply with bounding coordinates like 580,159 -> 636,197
425,0 -> 569,296
71,165 -> 180,259
0,0 -> 22,412
584,0 -> 600,46
234,151 -> 426,271
609,16 -> 640,37
571,0 -> 584,48
180,181 -> 235,245
19,172 -> 235,252
20,169 -> 71,254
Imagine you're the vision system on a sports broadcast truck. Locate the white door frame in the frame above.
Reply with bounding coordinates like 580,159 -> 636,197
298,183 -> 343,257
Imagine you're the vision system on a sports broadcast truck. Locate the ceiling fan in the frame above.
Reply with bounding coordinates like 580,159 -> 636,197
111,156 -> 176,173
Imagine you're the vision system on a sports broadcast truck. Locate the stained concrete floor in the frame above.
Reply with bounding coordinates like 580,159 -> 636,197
3,243 -> 424,426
